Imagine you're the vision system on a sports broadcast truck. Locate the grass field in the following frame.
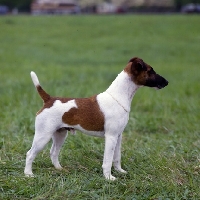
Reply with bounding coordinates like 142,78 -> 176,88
0,14 -> 199,199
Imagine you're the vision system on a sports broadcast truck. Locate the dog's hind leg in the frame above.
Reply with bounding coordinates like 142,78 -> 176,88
24,130 -> 53,177
50,129 -> 68,170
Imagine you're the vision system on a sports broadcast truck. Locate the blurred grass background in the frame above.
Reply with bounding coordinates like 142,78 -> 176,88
0,15 -> 199,199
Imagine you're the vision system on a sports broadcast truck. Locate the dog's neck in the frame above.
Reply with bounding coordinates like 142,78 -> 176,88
106,70 -> 139,112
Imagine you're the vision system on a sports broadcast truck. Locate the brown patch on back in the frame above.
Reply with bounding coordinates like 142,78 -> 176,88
36,97 -> 74,115
37,95 -> 105,132
62,95 -> 104,132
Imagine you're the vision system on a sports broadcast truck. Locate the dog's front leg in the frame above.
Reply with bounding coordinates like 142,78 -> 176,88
102,135 -> 118,181
113,134 -> 127,174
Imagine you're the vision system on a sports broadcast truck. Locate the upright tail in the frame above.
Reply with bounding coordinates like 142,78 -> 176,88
30,71 -> 51,103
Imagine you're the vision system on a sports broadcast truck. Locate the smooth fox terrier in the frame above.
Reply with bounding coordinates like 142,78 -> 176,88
24,57 -> 168,180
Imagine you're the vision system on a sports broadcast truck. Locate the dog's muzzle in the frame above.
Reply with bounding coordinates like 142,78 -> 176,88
156,76 -> 168,89
145,74 -> 168,89
157,76 -> 169,89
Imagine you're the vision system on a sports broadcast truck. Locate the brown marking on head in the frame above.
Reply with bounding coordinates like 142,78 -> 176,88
124,57 -> 168,89
62,95 -> 104,132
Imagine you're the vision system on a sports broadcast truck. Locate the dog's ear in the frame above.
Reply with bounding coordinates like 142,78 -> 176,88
131,58 -> 146,74
136,61 -> 146,71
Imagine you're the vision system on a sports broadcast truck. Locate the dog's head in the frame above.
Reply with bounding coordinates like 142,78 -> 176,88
125,57 -> 168,89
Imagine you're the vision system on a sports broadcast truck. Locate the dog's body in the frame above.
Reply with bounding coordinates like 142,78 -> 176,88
24,57 -> 168,180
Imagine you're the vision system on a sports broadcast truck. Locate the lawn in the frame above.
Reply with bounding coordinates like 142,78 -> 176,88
0,14 -> 199,199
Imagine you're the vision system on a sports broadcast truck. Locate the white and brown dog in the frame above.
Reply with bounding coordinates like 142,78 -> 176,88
24,57 -> 168,180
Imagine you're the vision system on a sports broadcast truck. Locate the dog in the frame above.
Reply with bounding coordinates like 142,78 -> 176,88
24,57 -> 168,180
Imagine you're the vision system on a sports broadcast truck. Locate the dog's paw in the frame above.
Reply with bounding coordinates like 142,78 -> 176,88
55,166 -> 63,170
114,167 -> 127,174
25,173 -> 34,178
53,163 -> 63,170
118,168 -> 127,174
104,173 -> 116,181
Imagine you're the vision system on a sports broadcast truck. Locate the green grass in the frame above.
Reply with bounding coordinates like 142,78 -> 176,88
0,14 -> 199,199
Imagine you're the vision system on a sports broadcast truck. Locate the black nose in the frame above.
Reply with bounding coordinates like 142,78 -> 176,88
158,77 -> 168,89
165,79 -> 169,86
161,78 -> 168,88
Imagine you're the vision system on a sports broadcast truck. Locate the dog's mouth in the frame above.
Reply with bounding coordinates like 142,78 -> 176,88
156,79 -> 169,89
157,84 -> 164,89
